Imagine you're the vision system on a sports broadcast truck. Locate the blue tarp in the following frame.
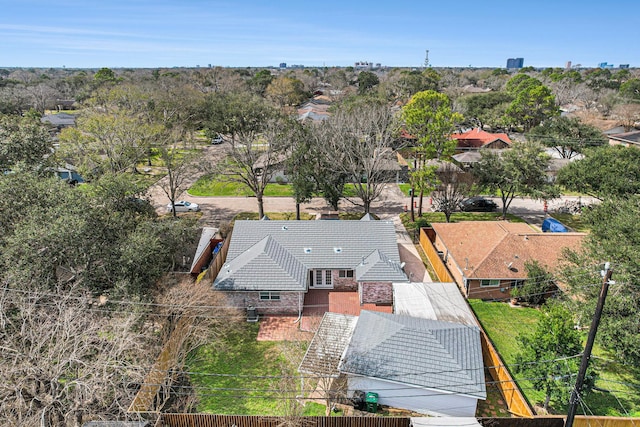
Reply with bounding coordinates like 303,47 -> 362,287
542,217 -> 568,233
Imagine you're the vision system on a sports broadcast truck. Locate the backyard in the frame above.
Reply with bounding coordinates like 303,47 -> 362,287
187,323 -> 318,415
470,300 -> 640,416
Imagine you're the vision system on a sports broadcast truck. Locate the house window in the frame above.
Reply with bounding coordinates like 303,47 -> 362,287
480,279 -> 501,287
310,270 -> 333,288
339,270 -> 354,278
259,291 -> 281,301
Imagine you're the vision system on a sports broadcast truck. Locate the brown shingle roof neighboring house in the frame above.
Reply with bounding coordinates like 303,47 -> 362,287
431,221 -> 585,280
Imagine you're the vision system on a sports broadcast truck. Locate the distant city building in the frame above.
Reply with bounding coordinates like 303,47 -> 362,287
506,58 -> 524,69
620,64 -> 630,69
354,61 -> 373,70
279,63 -> 287,68
565,61 -> 572,70
289,64 -> 304,69
598,62 -> 614,69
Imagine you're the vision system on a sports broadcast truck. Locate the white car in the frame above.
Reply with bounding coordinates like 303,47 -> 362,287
167,200 -> 200,212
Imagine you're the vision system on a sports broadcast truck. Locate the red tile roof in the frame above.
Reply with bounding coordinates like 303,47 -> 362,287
451,128 -> 512,149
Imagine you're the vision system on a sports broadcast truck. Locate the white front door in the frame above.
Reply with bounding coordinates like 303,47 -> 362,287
309,269 -> 333,289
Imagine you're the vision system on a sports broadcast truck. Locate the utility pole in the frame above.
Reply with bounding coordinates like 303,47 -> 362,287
565,262 -> 614,427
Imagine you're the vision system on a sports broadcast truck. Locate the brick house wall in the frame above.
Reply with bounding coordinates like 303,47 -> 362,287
467,279 -> 512,300
332,270 -> 357,291
360,282 -> 393,305
222,291 -> 303,315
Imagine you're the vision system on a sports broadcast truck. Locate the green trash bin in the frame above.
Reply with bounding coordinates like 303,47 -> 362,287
365,392 -> 378,413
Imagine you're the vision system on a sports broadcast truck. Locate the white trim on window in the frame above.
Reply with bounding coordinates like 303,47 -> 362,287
259,291 -> 281,300
480,279 -> 501,287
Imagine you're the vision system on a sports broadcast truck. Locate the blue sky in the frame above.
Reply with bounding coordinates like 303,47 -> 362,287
1,0 -> 638,69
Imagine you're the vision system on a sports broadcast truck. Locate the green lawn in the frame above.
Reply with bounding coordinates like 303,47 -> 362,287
187,324 -> 311,415
189,175 -> 294,197
233,212 -> 316,221
549,213 -> 590,233
469,300 -> 640,416
190,175 -> 360,198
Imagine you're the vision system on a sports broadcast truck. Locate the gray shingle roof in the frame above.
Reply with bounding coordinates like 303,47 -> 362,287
218,220 -> 407,290
298,312 -> 358,376
214,235 -> 308,291
356,249 -> 406,282
339,311 -> 486,399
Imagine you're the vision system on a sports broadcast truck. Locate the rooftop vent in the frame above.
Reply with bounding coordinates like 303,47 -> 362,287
282,226 -> 288,231
303,248 -> 312,254
334,247 -> 342,254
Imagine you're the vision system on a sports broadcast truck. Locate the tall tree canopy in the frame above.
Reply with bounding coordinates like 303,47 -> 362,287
527,116 -> 607,159
557,145 -> 640,200
515,302 -> 595,412
401,90 -> 463,218
504,74 -> 559,131
473,142 -> 559,218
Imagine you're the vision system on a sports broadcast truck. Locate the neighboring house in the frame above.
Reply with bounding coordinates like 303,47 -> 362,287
253,151 -> 290,183
338,310 -> 485,417
608,130 -> 640,148
41,112 -> 76,131
451,128 -> 512,152
213,220 -> 408,315
429,221 -> 585,300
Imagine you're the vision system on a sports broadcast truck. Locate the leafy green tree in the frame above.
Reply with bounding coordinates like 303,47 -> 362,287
286,123 -> 316,219
94,67 -> 117,83
511,260 -> 555,305
473,142 -> 559,218
620,78 -> 640,102
57,109 -> 159,179
266,76 -> 308,108
0,171 -> 194,297
561,197 -> 640,365
0,113 -> 53,171
357,71 -> 379,94
557,145 -> 640,200
401,90 -> 463,219
459,91 -> 512,129
514,302 -> 596,412
249,69 -> 273,95
203,92 -> 275,142
527,116 -> 607,159
504,75 -> 559,131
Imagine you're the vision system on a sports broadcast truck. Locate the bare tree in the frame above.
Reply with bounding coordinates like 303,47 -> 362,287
157,129 -> 200,218
0,283 -> 158,426
149,276 -> 243,413
213,116 -> 294,218
429,161 -> 474,222
317,102 -> 399,213
612,103 -> 640,131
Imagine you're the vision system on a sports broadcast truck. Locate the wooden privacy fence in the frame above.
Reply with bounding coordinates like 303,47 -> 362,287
157,414 -> 640,427
417,227 -> 534,417
202,232 -> 231,283
418,227 -> 454,283
480,329 -> 535,417
159,415 -> 410,427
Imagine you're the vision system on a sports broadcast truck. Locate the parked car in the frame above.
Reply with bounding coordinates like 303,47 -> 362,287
459,196 -> 497,212
211,135 -> 225,144
167,200 -> 200,212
